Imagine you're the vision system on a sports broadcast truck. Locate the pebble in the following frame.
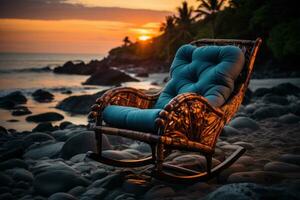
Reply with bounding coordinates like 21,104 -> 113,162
228,117 -> 260,130
264,161 -> 300,173
23,142 -> 64,159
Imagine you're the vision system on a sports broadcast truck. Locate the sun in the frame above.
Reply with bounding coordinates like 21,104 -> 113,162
138,35 -> 151,41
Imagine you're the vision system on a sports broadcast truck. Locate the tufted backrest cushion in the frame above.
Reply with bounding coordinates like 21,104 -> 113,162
153,44 -> 245,109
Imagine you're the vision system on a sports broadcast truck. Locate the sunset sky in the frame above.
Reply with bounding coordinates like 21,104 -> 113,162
0,0 -> 198,54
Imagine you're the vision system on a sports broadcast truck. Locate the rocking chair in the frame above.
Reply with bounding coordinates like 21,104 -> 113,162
87,38 -> 262,183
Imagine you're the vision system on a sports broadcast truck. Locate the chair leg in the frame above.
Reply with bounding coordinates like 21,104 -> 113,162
155,143 -> 164,172
205,154 -> 212,176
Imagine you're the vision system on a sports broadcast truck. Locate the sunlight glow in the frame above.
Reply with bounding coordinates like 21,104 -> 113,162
138,35 -> 151,41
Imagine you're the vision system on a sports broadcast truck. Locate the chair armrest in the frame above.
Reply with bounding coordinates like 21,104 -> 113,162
88,87 -> 160,125
155,93 -> 225,148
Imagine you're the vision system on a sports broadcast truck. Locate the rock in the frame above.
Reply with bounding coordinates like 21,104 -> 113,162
61,90 -> 72,95
59,121 -> 73,129
218,164 -> 247,183
102,150 -> 137,160
278,113 -> 300,124
81,188 -> 108,199
227,171 -> 284,184
289,102 -> 300,116
144,185 -> 175,200
264,161 -> 300,172
61,131 -> 111,159
235,156 -> 255,165
122,178 -> 150,195
53,60 -> 104,75
34,170 -> 90,196
32,89 -> 54,102
56,91 -> 105,114
90,169 -> 108,181
32,122 -> 57,132
0,126 -> 8,136
221,126 -> 241,137
279,154 -> 300,165
83,68 -> 139,86
244,104 -> 258,114
0,193 -> 13,200
89,173 -> 123,189
253,88 -> 271,97
24,142 -> 64,159
23,132 -> 55,148
48,193 -> 78,200
203,183 -> 299,200
271,83 -> 300,96
26,112 -> 64,123
232,142 -> 254,150
32,160 -> 77,175
16,181 -> 30,189
136,72 -> 149,77
114,193 -> 136,200
12,107 -> 32,116
262,94 -> 289,105
228,117 -> 259,130
0,173 -> 14,187
0,91 -> 27,109
129,142 -> 151,153
242,88 -> 252,105
5,168 -> 34,182
70,154 -> 86,163
68,186 -> 86,197
252,105 -> 289,120
0,159 -> 28,170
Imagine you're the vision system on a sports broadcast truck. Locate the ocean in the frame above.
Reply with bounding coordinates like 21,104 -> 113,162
0,52 -> 299,131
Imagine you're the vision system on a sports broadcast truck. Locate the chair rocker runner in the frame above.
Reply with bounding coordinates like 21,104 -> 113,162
87,38 -> 262,183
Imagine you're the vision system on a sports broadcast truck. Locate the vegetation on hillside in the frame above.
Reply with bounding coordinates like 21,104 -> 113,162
109,0 -> 300,71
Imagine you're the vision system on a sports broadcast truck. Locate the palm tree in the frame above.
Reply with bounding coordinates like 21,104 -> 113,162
175,1 -> 196,42
122,36 -> 132,47
196,0 -> 226,38
160,16 -> 176,62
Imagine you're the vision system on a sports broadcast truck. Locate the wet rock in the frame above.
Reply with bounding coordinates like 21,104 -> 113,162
89,173 -> 123,189
59,121 -> 73,129
68,186 -> 86,197
253,88 -> 271,97
83,68 -> 139,86
203,183 -> 298,200
32,122 -> 57,132
12,107 -> 32,116
61,131 -> 111,159
235,156 -> 255,165
218,164 -> 247,183
0,173 -> 14,187
0,193 -> 13,200
56,91 -> 105,114
0,159 -> 28,170
244,104 -> 258,114
278,113 -> 300,124
279,154 -> 300,165
53,60 -> 102,75
81,187 -> 107,199
262,94 -> 289,105
227,171 -> 284,184
228,117 -> 259,130
70,154 -> 86,163
31,89 -> 54,102
24,142 -> 64,159
221,126 -> 241,137
48,192 -> 78,200
232,142 -> 254,150
90,169 -> 108,181
144,185 -> 175,200
252,104 -> 290,120
23,132 -> 55,148
34,170 -> 90,196
122,178 -> 151,195
264,161 -> 300,172
0,91 -> 27,109
129,142 -> 151,153
102,150 -> 137,160
32,160 -> 77,175
5,168 -> 34,182
26,112 -> 64,123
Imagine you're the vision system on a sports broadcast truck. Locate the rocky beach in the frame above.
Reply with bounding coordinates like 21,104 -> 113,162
0,80 -> 300,200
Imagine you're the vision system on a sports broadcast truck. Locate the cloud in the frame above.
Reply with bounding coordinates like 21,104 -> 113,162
0,0 -> 172,25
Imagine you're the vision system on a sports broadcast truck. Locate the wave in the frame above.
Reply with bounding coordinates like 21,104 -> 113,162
0,66 -> 53,74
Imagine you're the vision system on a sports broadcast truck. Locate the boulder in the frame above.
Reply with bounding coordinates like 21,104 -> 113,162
48,193 -> 78,200
203,183 -> 299,200
279,154 -> 300,165
0,173 -> 14,187
26,112 -> 64,123
264,161 -> 300,172
0,91 -> 27,109
5,168 -> 34,182
12,107 -> 32,116
228,117 -> 259,130
0,159 -> 28,170
34,170 -> 90,196
81,188 -> 107,199
144,185 -> 175,200
32,122 -> 57,132
83,68 -> 139,86
61,131 -> 111,159
23,142 -> 64,159
23,132 -> 55,148
252,105 -> 289,120
101,150 -> 137,160
56,91 -> 105,114
89,173 -> 123,189
278,113 -> 300,124
221,126 -> 241,137
32,160 -> 77,175
227,171 -> 284,184
32,89 -> 54,102
262,94 -> 289,105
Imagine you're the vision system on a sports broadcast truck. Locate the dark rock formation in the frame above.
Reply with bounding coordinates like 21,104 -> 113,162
26,112 -> 64,123
0,91 -> 27,109
83,68 -> 139,86
32,89 -> 54,102
53,60 -> 106,75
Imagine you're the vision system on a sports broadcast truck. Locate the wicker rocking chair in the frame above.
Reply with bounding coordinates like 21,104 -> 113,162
87,38 -> 262,183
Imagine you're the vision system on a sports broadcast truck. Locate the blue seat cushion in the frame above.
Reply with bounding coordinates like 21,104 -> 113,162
153,44 -> 245,108
102,105 -> 161,133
